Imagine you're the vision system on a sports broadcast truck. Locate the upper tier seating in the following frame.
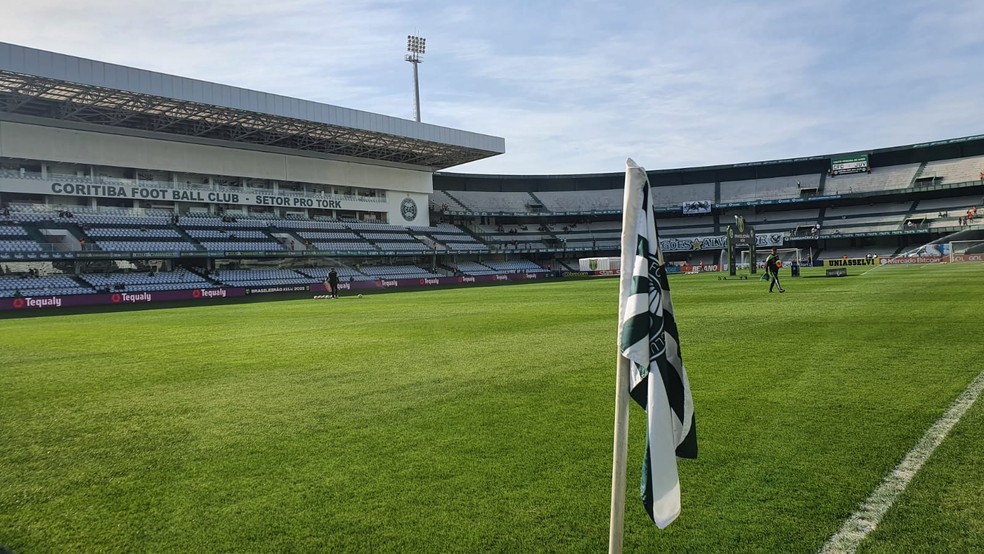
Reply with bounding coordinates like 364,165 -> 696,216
535,189 -> 623,212
920,155 -> 984,185
448,190 -> 539,213
719,174 -> 819,203
823,164 -> 921,195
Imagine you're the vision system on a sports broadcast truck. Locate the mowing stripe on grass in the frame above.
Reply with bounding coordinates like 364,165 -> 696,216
819,367 -> 984,554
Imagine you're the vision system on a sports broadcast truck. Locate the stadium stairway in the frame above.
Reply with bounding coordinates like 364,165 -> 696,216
269,230 -> 307,252
187,267 -> 223,286
541,226 -> 563,248
556,259 -> 578,272
900,199 -> 921,230
526,191 -> 548,212
33,221 -> 89,257
172,224 -> 197,245
436,190 -> 469,212
454,223 -> 493,250
909,161 -> 929,185
817,169 -> 828,195
21,222 -> 51,249
408,230 -> 441,251
68,273 -> 98,291
170,224 -> 208,251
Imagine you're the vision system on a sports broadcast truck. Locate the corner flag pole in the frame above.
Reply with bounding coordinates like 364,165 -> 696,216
610,158 -> 698,550
609,159 -> 644,554
609,354 -> 631,554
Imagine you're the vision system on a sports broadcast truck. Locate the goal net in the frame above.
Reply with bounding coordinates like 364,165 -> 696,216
739,248 -> 802,270
949,240 -> 984,263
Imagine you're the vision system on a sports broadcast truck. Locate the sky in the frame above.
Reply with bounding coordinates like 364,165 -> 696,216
4,0 -> 983,175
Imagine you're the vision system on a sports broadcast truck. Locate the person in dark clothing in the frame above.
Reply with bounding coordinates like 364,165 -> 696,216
765,248 -> 785,293
326,267 -> 340,299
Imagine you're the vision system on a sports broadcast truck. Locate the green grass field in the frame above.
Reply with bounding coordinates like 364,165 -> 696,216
1,263 -> 982,553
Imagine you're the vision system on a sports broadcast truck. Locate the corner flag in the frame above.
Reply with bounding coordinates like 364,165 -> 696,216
614,159 -> 697,529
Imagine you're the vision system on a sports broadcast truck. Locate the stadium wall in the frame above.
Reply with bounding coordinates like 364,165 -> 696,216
0,121 -> 433,224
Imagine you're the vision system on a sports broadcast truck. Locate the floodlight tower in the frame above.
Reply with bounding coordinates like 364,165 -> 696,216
405,35 -> 426,122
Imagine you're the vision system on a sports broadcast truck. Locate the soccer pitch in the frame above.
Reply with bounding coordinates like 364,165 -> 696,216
1,264 -> 982,553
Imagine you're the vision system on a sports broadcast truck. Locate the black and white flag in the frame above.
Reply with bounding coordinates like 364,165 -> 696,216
617,159 -> 697,528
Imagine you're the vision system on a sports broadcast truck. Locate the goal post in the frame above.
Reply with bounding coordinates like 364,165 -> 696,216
949,240 -> 984,263
739,247 -> 802,270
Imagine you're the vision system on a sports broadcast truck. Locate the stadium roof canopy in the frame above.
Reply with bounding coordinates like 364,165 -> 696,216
0,42 -> 504,170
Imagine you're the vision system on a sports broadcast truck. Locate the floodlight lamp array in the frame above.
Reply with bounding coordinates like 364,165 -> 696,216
406,35 -> 426,55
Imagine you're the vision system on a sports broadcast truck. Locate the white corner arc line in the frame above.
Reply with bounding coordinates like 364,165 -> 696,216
819,368 -> 984,554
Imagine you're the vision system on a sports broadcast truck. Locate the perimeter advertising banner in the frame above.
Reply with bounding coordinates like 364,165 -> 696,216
879,256 -> 946,265
824,257 -> 879,267
951,253 -> 984,262
0,273 -> 554,312
1,287 -> 244,311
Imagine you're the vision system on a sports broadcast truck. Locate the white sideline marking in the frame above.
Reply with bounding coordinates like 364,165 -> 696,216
819,367 -> 984,554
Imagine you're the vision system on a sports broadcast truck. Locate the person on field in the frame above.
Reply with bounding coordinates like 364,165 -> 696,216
765,248 -> 785,293
326,267 -> 340,299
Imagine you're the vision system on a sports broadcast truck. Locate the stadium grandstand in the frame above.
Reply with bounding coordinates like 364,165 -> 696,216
2,41 -> 984,311
434,141 -> 984,270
